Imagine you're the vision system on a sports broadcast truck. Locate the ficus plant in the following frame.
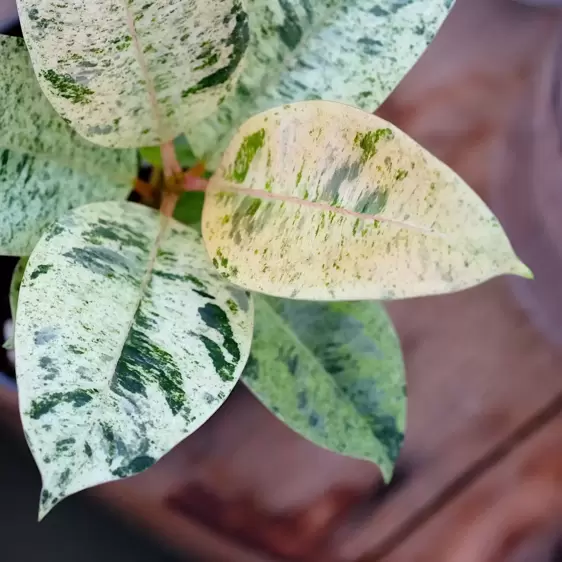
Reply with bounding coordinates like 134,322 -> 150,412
0,0 -> 531,519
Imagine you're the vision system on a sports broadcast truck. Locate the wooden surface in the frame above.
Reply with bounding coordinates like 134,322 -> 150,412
382,414 -> 562,562
3,0 -> 562,561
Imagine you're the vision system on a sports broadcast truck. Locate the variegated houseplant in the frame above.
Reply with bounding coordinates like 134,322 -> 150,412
0,0 -> 531,519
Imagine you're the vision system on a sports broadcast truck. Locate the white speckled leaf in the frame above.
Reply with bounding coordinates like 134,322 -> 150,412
243,296 -> 405,481
15,201 -> 253,518
17,0 -> 250,147
0,35 -> 136,256
189,0 -> 454,167
203,101 -> 531,300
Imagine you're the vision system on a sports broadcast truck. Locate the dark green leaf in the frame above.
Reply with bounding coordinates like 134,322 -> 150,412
242,295 -> 406,481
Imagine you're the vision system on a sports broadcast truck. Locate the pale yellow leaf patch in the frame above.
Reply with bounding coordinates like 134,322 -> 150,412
202,101 -> 530,301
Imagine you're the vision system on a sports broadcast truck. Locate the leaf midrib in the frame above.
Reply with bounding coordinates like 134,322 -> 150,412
121,0 -> 167,142
107,212 -> 171,390
212,181 -> 446,237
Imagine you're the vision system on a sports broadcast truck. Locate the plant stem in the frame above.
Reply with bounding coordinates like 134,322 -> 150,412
160,140 -> 182,178
159,192 -> 179,218
133,178 -> 156,203
183,162 -> 208,192
159,141 -> 182,218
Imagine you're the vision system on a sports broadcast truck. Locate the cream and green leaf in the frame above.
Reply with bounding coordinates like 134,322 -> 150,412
0,35 -> 136,256
202,101 -> 531,301
189,0 -> 454,168
15,202 -> 253,518
17,0 -> 250,147
243,296 -> 405,481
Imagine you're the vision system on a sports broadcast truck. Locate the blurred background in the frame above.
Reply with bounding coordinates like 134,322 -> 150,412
4,0 -> 562,561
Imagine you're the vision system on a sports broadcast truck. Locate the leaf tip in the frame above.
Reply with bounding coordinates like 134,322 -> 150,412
38,485 -> 62,522
37,500 -> 53,523
381,465 -> 394,485
2,336 -> 14,351
512,258 -> 534,280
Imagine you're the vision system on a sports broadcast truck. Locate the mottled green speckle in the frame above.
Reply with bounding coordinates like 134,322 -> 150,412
215,247 -> 229,268
30,264 -> 52,280
41,69 -> 94,104
246,198 -> 262,216
45,224 -> 65,242
68,344 -> 86,355
195,41 -> 220,70
40,489 -> 53,511
63,246 -> 137,283
355,188 -> 390,214
182,2 -> 249,97
278,0 -> 303,49
321,161 -> 361,204
83,218 -> 150,251
111,34 -> 132,52
296,161 -> 305,187
28,389 -> 99,420
226,298 -> 238,314
200,335 -> 234,382
112,307 -> 185,416
152,269 -> 205,290
229,129 -> 266,183
56,437 -> 76,453
354,129 -> 394,164
112,455 -> 155,478
39,356 -> 59,379
84,442 -> 93,458
34,327 -> 57,345
199,303 -> 240,363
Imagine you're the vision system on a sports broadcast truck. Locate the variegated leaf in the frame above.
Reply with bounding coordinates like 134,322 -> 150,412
243,296 -> 405,481
17,0 -> 250,148
0,35 -> 135,256
189,0 -> 454,168
203,101 -> 531,300
15,201 -> 253,518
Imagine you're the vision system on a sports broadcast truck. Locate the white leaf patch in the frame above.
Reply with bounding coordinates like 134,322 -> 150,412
15,202 -> 253,518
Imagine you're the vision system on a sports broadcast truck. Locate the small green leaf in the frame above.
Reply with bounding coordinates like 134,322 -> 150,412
243,296 -> 405,481
139,136 -> 207,227
174,192 -> 205,226
18,0 -> 250,147
138,146 -> 163,168
3,336 -> 14,351
10,257 -> 28,322
15,201 -> 253,518
140,135 -> 199,170
203,101 -> 531,300
0,36 -> 135,256
189,0 -> 454,167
